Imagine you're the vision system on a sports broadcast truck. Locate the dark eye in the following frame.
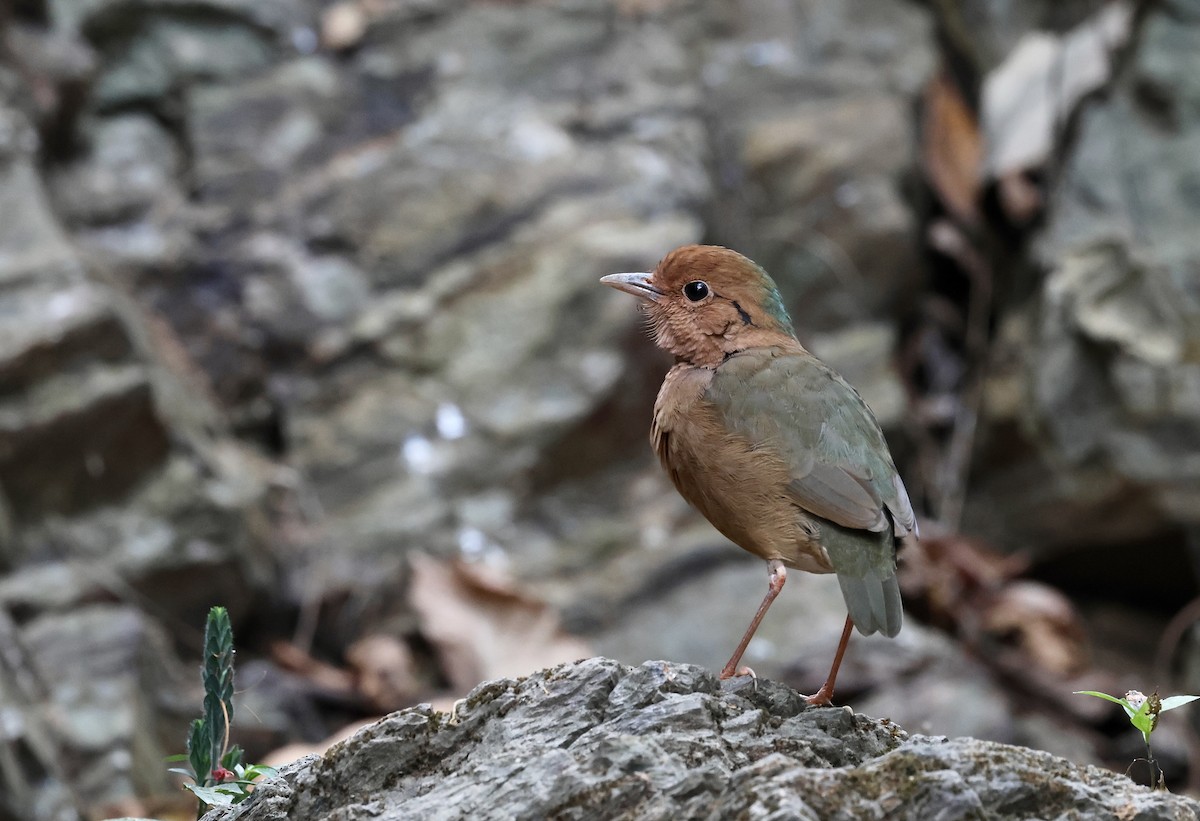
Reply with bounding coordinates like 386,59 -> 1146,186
683,280 -> 709,301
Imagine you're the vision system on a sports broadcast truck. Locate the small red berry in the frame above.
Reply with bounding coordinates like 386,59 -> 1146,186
212,767 -> 235,782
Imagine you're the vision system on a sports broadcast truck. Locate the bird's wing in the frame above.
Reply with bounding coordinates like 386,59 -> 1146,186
707,347 -> 916,537
706,347 -> 915,636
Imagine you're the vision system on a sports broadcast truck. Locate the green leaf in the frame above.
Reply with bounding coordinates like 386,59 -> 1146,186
165,753 -> 190,763
185,784 -> 241,807
202,606 -> 237,777
221,744 -> 245,770
1074,691 -> 1137,718
1074,691 -> 1127,706
243,764 -> 278,781
167,767 -> 197,780
1128,699 -> 1154,744
1161,695 -> 1200,712
187,718 -> 211,787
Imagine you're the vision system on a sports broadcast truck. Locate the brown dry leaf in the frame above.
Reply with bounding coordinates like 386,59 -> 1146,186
898,532 -> 1029,629
982,580 -> 1089,677
408,553 -> 592,693
900,533 -> 1090,679
345,634 -> 422,712
921,68 -> 983,227
271,640 -> 357,697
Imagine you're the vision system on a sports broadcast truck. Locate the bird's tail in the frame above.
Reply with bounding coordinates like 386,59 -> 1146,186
837,569 -> 902,638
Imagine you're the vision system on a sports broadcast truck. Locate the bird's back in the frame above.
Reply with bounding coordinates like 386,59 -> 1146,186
653,345 -> 912,637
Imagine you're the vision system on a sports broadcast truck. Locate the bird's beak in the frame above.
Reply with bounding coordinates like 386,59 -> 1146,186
600,272 -> 664,303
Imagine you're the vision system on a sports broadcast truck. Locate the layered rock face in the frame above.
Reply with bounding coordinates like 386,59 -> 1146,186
2,0 -> 1199,817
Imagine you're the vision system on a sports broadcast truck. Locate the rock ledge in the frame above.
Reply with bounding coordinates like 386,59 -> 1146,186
207,658 -> 1200,820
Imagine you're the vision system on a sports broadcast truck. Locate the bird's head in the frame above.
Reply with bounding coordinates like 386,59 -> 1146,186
601,244 -> 796,367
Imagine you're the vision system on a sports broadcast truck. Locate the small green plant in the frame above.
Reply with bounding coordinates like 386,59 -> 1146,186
1074,688 -> 1200,789
168,606 -> 276,818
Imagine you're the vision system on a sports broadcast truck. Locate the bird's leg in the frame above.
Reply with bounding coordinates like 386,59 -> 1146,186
805,614 -> 854,706
720,559 -> 787,679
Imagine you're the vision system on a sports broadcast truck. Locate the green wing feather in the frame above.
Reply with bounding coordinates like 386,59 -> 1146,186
706,347 -> 915,637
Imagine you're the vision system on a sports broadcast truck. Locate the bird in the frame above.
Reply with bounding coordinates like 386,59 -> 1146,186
600,244 -> 917,705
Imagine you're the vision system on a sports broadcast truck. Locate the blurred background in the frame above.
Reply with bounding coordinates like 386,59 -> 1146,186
2,0 -> 1200,817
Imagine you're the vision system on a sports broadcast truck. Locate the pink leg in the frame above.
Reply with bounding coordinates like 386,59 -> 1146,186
805,614 -> 854,706
720,559 -> 787,679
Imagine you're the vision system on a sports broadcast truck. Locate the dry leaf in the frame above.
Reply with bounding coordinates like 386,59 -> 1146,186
271,640 -> 357,696
899,533 -> 1089,678
346,634 -> 421,712
899,532 -> 1029,626
921,68 -> 983,227
408,553 -> 592,693
982,580 -> 1089,677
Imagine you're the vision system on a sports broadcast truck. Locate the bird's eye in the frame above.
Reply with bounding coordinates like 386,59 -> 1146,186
683,280 -> 710,302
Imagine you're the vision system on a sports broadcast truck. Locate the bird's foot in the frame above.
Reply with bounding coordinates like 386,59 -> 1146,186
718,664 -> 757,681
803,685 -> 835,707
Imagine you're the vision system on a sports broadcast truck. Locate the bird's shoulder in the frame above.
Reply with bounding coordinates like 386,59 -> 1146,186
705,345 -> 916,538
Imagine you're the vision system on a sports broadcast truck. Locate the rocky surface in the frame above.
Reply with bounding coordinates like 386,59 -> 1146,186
205,658 -> 1200,821
963,0 -> 1200,567
3,0 -> 1200,817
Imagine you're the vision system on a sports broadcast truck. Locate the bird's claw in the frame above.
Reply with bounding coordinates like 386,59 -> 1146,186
718,665 -> 757,681
804,687 -> 834,707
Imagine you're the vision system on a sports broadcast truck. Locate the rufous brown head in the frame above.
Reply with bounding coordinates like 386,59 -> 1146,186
601,244 -> 797,367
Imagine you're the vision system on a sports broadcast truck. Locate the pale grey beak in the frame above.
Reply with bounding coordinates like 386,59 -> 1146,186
600,272 -> 663,302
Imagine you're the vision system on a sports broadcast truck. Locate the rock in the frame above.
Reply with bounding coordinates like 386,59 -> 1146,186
202,658 -> 1200,821
701,0 -> 933,331
46,113 -> 182,226
0,149 -> 77,283
17,604 -> 191,813
966,0 -> 1200,558
0,363 -> 168,523
0,610 -> 84,821
926,0 -> 1113,76
9,0 -> 1200,816
809,322 -> 908,430
0,72 -> 276,820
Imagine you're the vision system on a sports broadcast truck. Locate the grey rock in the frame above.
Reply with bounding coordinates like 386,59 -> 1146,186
19,604 -> 189,811
702,0 -> 933,332
0,154 -> 77,284
0,609 -> 84,821
926,0 -> 1112,75
47,0 -> 312,37
203,658 -> 1200,821
967,1 -> 1200,553
0,60 -> 277,821
10,0 -> 1200,815
92,17 -> 278,110
0,363 -> 168,524
0,282 -> 129,394
46,113 -> 182,226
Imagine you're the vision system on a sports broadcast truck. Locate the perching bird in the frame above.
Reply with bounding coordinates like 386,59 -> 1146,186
601,244 -> 917,705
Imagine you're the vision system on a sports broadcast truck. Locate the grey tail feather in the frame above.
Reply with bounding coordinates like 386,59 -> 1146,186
837,571 -> 903,638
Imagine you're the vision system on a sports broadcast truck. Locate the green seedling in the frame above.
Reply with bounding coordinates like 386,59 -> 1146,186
1074,688 -> 1200,789
167,606 -> 276,818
